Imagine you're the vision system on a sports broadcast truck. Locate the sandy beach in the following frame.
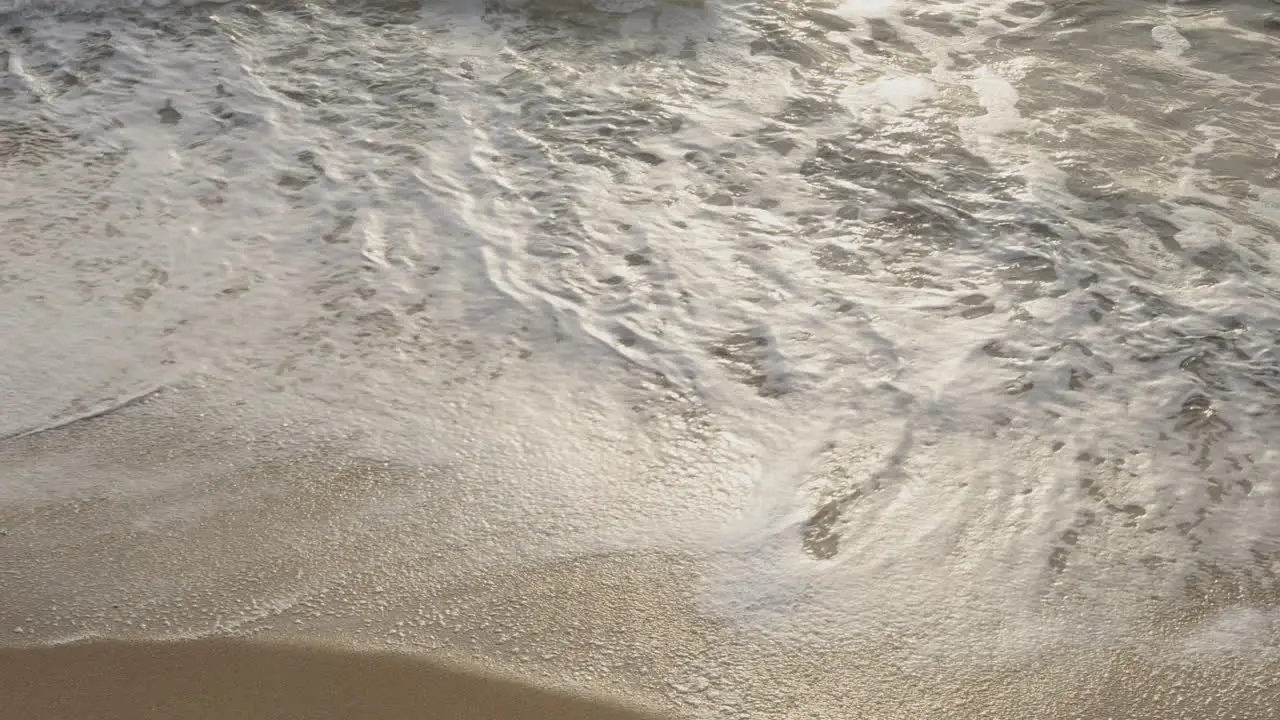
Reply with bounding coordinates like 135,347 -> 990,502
2,382 -> 1279,719
0,637 -> 667,720
5,627 -> 1280,720
3,0 -> 1279,717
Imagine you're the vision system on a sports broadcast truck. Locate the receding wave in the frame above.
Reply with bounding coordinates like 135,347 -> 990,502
2,0 -> 1277,716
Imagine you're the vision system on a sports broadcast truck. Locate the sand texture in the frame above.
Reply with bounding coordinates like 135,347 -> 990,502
0,637 -> 667,720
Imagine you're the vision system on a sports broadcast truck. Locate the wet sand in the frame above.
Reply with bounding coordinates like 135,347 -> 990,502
3,394 -> 1279,719
0,636 -> 668,720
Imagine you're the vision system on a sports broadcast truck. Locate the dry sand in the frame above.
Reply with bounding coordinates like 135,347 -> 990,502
0,636 -> 668,720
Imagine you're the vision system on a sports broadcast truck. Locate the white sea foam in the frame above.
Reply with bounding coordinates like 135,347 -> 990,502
2,0 -> 1278,713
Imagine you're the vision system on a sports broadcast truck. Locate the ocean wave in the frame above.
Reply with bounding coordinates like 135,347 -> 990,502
1,0 -> 1278,713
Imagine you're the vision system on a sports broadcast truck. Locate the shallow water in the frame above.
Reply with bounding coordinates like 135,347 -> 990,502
2,0 -> 1279,715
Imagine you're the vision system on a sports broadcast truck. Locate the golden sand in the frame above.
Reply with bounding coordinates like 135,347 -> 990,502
0,636 -> 667,720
